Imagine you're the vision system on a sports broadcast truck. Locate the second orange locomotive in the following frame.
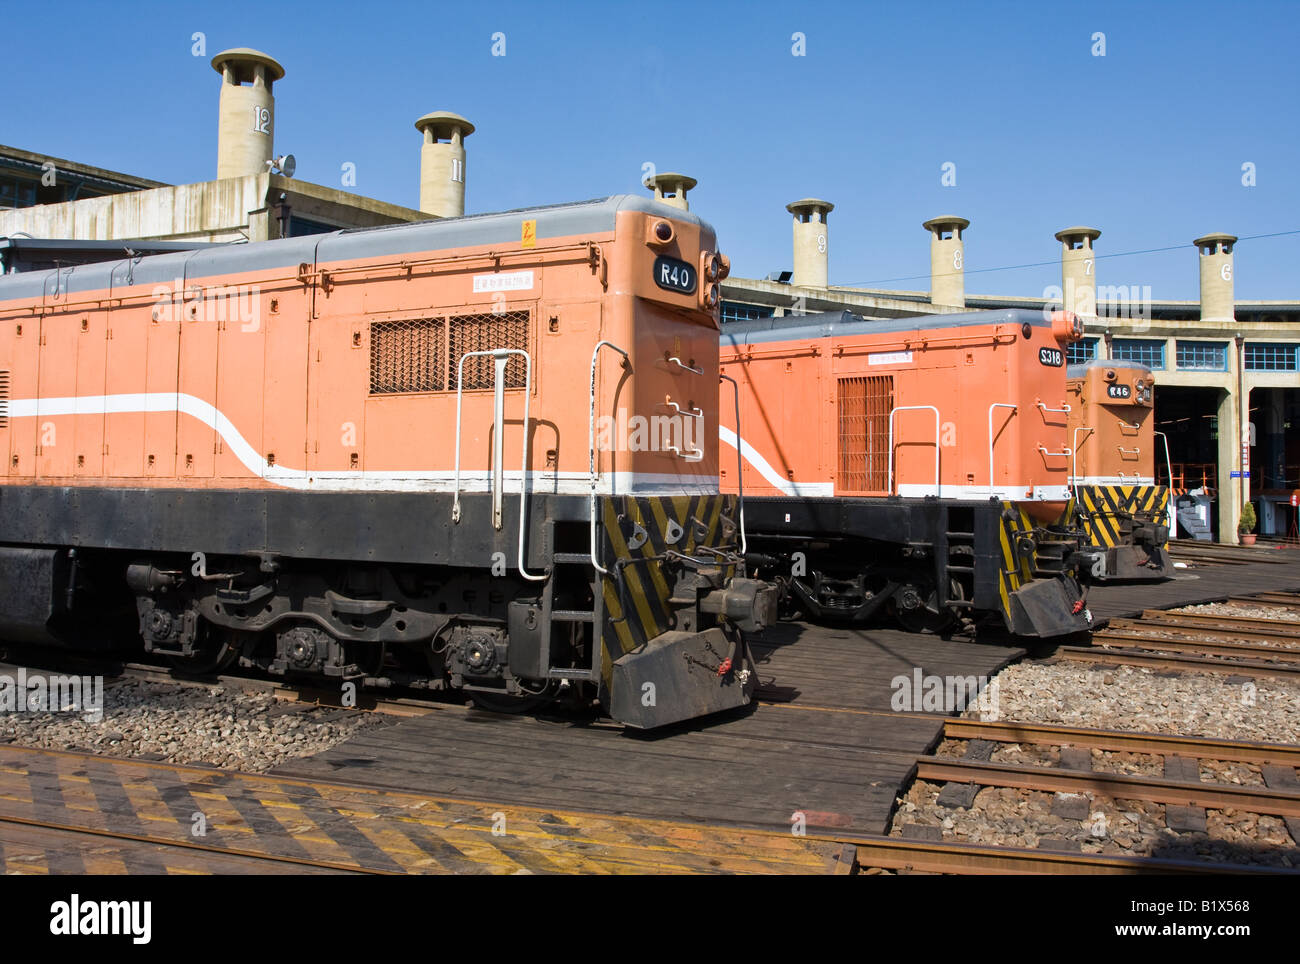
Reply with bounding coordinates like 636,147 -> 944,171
719,307 -> 1093,637
1065,360 -> 1172,581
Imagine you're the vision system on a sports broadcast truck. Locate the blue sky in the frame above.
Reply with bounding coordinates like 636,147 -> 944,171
4,0 -> 1298,299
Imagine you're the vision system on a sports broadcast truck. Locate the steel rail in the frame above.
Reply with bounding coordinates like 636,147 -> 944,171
914,758 -> 1300,817
1090,631 -> 1300,663
1106,617 -> 1300,646
1241,591 -> 1300,604
941,718 -> 1300,766
1139,609 -> 1300,636
1055,646 -> 1300,679
850,836 -> 1294,876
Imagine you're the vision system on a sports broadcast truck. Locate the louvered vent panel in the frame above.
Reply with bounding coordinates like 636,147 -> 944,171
449,311 -> 529,390
369,319 -> 445,394
837,375 -> 892,494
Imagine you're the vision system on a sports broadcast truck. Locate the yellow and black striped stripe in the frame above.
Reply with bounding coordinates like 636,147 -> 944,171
597,494 -> 736,684
995,503 -> 1036,621
1076,485 -> 1170,550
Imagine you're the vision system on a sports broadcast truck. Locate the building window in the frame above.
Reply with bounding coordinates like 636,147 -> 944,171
1175,340 -> 1228,371
0,174 -> 38,210
1243,342 -> 1299,372
286,216 -> 340,237
720,301 -> 773,324
1111,338 -> 1165,369
1066,337 -> 1099,365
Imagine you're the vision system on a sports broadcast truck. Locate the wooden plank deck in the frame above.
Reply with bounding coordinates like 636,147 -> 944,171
750,622 -> 1022,711
275,624 -> 1024,836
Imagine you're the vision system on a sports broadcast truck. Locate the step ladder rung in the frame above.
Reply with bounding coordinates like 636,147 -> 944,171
550,668 -> 599,682
551,609 -> 596,622
552,552 -> 592,565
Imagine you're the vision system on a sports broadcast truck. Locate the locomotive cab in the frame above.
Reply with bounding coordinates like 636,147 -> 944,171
1065,359 -> 1171,581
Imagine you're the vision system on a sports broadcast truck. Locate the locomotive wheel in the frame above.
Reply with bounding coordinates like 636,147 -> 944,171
165,625 -> 241,675
895,601 -> 957,635
893,579 -> 962,635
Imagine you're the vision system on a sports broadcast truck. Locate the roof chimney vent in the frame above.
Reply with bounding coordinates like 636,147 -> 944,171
786,198 -> 832,288
1193,232 -> 1237,323
212,48 -> 285,180
1054,226 -> 1101,319
415,111 -> 475,218
922,216 -> 969,308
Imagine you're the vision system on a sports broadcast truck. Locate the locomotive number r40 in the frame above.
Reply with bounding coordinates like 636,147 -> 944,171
653,256 -> 697,295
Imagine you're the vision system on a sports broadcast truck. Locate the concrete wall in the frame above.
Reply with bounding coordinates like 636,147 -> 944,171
0,175 -> 269,242
0,174 -> 427,245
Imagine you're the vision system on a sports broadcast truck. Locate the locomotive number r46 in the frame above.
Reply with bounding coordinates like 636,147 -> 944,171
1107,384 -> 1131,399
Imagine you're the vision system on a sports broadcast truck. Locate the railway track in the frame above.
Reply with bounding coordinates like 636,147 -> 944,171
1059,593 -> 1300,678
871,717 -> 1300,875
845,836 -> 1295,875
1168,540 -> 1293,568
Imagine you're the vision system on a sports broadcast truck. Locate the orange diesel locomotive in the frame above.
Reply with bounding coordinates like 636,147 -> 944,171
1066,359 -> 1171,581
719,308 -> 1091,638
0,195 -> 777,729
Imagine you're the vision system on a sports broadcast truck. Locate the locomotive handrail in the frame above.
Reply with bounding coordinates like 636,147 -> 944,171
663,399 -> 704,462
1153,430 -> 1176,531
988,403 -> 1018,496
589,340 -> 630,575
1037,445 -> 1072,458
1117,446 -> 1141,457
667,356 -> 703,375
727,331 -> 1017,365
887,405 -> 940,496
452,347 -> 544,582
1071,426 -> 1095,499
719,373 -> 747,556
1036,401 -> 1072,416
16,244 -> 602,318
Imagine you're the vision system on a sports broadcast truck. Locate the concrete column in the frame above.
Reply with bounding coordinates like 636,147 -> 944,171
645,172 -> 696,211
1216,385 -> 1243,543
1055,226 -> 1100,319
787,198 -> 833,288
922,216 -> 968,308
415,111 -> 475,218
212,49 -> 285,180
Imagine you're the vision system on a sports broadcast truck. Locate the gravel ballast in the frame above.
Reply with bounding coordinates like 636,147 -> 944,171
887,659 -> 1300,867
0,673 -> 386,772
1171,601 -> 1300,623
